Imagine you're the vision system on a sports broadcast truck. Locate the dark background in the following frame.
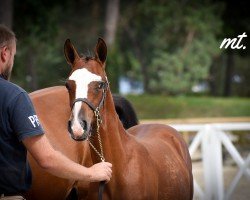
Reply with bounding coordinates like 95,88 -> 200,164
0,0 -> 249,96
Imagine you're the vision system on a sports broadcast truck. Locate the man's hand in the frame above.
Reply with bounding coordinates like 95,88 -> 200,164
88,162 -> 112,183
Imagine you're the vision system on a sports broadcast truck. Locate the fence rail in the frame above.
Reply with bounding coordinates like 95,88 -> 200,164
141,118 -> 250,200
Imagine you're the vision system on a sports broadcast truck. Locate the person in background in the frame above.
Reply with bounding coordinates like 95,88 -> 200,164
0,24 -> 112,200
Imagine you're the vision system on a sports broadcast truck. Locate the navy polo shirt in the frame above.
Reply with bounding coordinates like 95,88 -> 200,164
0,75 -> 44,194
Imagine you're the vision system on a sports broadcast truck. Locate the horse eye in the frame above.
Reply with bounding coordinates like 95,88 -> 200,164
98,82 -> 104,89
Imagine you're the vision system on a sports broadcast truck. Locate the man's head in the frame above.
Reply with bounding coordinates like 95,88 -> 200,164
0,24 -> 16,80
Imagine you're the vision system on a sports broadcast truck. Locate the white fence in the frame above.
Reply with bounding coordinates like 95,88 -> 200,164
169,122 -> 250,200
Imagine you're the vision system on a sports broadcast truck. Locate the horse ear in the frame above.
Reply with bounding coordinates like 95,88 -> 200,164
95,38 -> 107,65
64,39 -> 80,66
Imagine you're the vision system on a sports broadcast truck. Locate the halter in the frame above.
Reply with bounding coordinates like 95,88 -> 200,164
71,81 -> 107,113
68,81 -> 108,141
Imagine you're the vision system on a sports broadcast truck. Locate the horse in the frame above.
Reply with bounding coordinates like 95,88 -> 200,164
64,38 -> 193,199
25,87 -> 138,199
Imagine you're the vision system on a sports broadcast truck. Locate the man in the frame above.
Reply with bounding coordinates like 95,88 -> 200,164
0,24 -> 112,200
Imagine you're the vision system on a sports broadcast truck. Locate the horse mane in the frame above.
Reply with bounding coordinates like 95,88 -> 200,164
83,56 -> 94,61
80,51 -> 95,61
113,94 -> 139,129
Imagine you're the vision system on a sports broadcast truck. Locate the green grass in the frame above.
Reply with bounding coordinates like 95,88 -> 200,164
125,95 -> 250,119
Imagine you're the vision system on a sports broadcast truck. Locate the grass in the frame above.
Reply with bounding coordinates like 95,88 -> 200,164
125,95 -> 250,119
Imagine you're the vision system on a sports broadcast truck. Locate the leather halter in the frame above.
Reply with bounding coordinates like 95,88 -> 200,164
68,81 -> 108,141
71,81 -> 107,112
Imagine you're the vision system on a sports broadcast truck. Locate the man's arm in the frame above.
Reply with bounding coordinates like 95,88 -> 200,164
23,134 -> 112,182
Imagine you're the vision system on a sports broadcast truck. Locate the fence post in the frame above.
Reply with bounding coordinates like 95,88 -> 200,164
201,125 -> 224,200
202,125 -> 213,200
212,129 -> 224,200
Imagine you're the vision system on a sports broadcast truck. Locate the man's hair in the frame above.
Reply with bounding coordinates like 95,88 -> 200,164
0,24 -> 16,48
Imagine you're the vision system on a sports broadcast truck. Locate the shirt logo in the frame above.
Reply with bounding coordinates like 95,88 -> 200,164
28,115 -> 40,128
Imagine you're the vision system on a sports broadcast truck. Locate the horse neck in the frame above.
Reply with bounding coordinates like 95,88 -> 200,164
89,90 -> 129,164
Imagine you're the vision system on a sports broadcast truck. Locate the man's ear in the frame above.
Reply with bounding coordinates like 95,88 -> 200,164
64,39 -> 80,66
0,46 -> 8,63
95,38 -> 107,65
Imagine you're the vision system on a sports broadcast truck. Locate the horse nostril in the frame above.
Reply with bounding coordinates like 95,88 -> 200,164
80,120 -> 87,131
68,120 -> 73,134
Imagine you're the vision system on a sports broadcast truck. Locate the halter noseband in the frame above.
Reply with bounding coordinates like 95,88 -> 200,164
71,81 -> 108,113
68,81 -> 108,141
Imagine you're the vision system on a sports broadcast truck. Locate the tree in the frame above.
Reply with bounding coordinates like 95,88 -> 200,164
104,0 -> 120,47
219,0 -> 250,96
0,0 -> 13,28
12,0 -> 66,91
117,0 -> 224,94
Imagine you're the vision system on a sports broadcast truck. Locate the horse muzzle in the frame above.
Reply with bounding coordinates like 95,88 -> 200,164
68,120 -> 90,141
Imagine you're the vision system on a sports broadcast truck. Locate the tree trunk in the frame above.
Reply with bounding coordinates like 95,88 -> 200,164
208,57 -> 218,96
0,0 -> 13,28
223,52 -> 234,97
104,0 -> 120,47
26,50 -> 38,91
130,40 -> 149,93
123,26 -> 149,93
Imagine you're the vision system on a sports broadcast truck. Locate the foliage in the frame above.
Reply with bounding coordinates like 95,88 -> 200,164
12,0 -> 67,91
11,0 -> 110,91
7,0 -> 249,97
118,0 -> 224,94
231,55 -> 250,96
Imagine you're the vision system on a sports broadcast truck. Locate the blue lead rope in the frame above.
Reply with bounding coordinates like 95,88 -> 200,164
98,181 -> 105,200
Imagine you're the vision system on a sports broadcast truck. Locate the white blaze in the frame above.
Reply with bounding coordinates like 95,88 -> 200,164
69,68 -> 102,135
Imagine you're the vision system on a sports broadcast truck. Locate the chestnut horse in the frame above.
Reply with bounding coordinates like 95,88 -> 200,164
26,87 -> 138,199
64,38 -> 193,200
26,86 -> 91,199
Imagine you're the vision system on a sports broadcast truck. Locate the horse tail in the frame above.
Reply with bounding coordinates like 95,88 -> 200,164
113,94 -> 139,129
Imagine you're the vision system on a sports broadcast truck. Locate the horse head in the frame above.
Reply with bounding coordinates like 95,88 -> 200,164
64,38 -> 108,141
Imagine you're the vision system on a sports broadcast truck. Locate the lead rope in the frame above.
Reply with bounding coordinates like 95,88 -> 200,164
87,107 -> 105,200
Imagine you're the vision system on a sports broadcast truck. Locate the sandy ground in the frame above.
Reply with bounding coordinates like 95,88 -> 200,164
192,152 -> 250,200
